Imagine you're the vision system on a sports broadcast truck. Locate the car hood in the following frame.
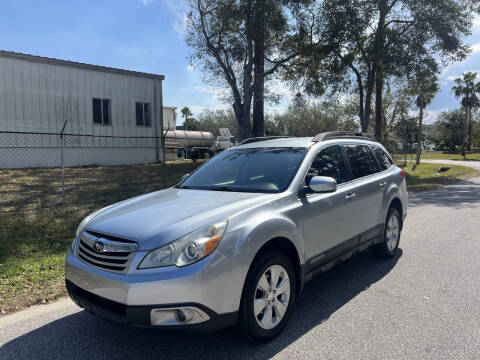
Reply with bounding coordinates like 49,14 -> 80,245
84,187 -> 274,250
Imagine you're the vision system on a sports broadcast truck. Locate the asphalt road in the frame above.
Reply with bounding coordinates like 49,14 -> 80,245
2,176 -> 480,359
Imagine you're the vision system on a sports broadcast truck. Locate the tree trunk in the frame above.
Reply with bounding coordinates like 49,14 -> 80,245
233,103 -> 252,141
373,0 -> 387,141
416,105 -> 423,165
364,70 -> 374,132
252,0 -> 266,138
462,106 -> 469,156
467,106 -> 472,151
359,86 -> 365,132
352,67 -> 366,132
374,62 -> 384,141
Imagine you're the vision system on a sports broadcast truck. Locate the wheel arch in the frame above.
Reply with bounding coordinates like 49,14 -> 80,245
388,197 -> 403,229
244,237 -> 304,295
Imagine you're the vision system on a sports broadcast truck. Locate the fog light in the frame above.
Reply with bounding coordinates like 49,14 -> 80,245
176,309 -> 194,323
150,306 -> 210,326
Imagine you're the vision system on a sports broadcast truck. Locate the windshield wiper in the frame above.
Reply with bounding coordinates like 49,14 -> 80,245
176,185 -> 191,189
204,186 -> 242,192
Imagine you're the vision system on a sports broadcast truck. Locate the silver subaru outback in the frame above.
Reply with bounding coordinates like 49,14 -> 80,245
65,132 -> 408,341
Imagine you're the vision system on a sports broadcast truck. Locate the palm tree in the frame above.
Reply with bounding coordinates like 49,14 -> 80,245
181,106 -> 193,130
452,72 -> 480,155
410,75 -> 439,165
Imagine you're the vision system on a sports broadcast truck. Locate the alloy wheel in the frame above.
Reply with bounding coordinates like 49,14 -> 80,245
386,213 -> 400,251
253,264 -> 290,330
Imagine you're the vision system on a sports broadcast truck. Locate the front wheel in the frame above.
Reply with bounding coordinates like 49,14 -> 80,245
239,252 -> 296,342
372,207 -> 401,258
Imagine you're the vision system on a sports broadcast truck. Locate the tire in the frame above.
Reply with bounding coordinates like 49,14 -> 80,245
239,251 -> 296,342
372,207 -> 401,258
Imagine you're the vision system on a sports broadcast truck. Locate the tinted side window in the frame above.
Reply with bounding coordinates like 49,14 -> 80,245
344,144 -> 380,179
371,146 -> 393,171
307,145 -> 349,185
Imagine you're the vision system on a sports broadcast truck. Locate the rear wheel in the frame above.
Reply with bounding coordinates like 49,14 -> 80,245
239,252 -> 296,342
372,207 -> 401,258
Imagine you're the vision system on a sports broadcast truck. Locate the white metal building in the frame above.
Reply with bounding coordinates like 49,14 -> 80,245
0,50 -> 177,168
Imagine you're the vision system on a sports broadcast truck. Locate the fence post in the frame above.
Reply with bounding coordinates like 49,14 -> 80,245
60,120 -> 67,205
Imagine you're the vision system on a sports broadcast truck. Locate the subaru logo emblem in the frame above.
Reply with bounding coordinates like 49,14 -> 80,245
93,240 -> 105,252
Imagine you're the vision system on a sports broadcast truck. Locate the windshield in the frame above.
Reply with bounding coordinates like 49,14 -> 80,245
178,147 -> 308,193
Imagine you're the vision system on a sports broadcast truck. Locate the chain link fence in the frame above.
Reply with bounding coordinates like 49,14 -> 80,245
0,130 -> 167,169
0,130 -> 203,214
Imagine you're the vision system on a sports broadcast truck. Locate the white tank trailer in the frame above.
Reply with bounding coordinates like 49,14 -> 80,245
165,128 -> 234,159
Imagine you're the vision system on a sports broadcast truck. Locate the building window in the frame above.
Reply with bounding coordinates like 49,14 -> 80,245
136,102 -> 151,127
93,98 -> 111,125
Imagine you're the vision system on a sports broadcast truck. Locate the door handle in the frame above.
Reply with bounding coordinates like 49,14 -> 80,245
379,181 -> 387,189
345,192 -> 357,200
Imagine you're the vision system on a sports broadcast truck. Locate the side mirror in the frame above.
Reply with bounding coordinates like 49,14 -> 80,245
308,176 -> 337,193
180,173 -> 190,182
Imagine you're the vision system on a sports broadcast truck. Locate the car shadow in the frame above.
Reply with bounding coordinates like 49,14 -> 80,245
0,249 -> 402,360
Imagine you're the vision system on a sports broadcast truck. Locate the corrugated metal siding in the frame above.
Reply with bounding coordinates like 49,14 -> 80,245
0,55 -> 175,136
0,55 -> 177,168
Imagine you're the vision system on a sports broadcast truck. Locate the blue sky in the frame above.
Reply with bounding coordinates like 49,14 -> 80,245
0,0 -> 479,125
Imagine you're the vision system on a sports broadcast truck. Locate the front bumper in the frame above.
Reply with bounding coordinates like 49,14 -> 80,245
66,280 -> 237,331
65,245 -> 248,329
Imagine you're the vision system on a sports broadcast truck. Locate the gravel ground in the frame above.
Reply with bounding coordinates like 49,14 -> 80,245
1,176 -> 480,359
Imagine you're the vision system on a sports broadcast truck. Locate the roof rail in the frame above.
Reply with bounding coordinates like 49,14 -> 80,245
311,131 -> 376,142
238,136 -> 292,145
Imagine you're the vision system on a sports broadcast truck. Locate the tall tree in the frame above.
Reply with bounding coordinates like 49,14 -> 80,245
186,0 -> 320,140
452,72 -> 480,155
252,0 -> 266,137
409,73 -> 439,165
431,110 -> 464,151
380,81 -> 414,139
302,0 -> 476,138
186,0 -> 254,140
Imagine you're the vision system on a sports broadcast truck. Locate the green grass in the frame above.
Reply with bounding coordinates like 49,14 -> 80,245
394,151 -> 480,161
401,162 -> 478,192
0,160 -> 202,314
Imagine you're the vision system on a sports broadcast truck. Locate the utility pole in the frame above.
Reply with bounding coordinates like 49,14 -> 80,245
60,120 -> 68,205
158,79 -> 166,189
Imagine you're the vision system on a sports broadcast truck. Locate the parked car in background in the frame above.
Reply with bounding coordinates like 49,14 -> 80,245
65,132 -> 408,342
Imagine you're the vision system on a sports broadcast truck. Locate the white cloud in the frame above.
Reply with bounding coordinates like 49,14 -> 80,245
473,14 -> 480,30
471,42 -> 480,54
446,70 -> 480,82
163,0 -> 189,37
140,0 -> 154,6
424,108 -> 447,124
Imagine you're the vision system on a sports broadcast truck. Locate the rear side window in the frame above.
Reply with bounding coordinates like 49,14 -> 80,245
371,146 -> 393,171
344,144 -> 380,179
307,145 -> 349,185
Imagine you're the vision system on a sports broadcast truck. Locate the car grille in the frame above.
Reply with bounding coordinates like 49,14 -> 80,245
76,231 -> 139,273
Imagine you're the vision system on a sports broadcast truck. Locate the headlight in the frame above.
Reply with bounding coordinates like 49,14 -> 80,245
138,220 -> 228,269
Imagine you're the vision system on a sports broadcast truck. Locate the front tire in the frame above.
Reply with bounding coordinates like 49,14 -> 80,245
239,252 -> 296,342
372,207 -> 401,258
